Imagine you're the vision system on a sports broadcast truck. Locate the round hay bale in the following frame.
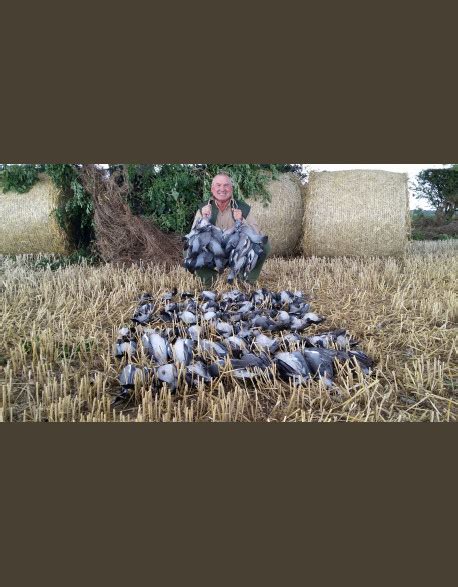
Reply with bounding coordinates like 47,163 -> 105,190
0,173 -> 71,255
248,173 -> 304,256
302,170 -> 410,257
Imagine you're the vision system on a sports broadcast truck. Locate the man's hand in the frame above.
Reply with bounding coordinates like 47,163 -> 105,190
202,205 -> 212,218
233,209 -> 243,221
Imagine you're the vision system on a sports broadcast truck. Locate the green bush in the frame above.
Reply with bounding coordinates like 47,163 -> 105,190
1,163 -> 306,247
119,163 -> 305,233
0,164 -> 94,249
411,229 -> 426,240
124,164 -> 202,233
44,164 -> 94,248
18,249 -> 100,271
1,164 -> 43,193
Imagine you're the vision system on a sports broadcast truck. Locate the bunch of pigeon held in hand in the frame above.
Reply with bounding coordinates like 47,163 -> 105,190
113,287 -> 375,404
183,218 -> 268,283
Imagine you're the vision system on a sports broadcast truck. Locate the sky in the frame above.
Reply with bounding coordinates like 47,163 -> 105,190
307,164 -> 446,209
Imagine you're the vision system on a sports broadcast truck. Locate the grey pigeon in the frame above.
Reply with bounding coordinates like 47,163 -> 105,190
119,364 -> 151,389
173,338 -> 194,366
179,311 -> 197,325
253,333 -> 279,353
157,364 -> 178,392
274,352 -> 311,385
148,332 -> 172,365
115,340 -> 137,358
302,348 -> 335,386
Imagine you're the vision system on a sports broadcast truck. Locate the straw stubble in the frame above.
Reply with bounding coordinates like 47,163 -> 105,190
1,240 -> 456,422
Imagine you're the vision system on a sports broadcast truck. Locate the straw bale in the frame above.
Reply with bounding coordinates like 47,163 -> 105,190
0,174 -> 71,255
248,173 -> 304,256
302,170 -> 410,257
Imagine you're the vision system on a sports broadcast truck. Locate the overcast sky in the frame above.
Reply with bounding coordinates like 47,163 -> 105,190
307,164 -> 446,209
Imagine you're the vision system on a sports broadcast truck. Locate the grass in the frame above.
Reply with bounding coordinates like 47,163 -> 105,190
1,241 -> 457,422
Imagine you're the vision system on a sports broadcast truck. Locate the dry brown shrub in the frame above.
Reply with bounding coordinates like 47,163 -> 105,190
80,165 -> 182,267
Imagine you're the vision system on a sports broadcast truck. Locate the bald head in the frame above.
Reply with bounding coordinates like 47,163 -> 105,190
211,173 -> 234,205
211,173 -> 233,188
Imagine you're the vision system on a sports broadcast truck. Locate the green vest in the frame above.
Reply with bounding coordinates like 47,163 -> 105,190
200,199 -> 251,226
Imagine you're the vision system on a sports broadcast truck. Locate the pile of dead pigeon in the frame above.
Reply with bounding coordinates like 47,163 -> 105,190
112,288 -> 375,404
183,218 -> 268,282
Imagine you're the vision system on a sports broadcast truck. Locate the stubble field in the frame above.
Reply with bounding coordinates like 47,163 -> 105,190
1,241 -> 457,422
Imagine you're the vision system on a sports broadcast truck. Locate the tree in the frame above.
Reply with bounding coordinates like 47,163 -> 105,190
1,163 -> 307,237
412,165 -> 458,222
108,164 -> 307,233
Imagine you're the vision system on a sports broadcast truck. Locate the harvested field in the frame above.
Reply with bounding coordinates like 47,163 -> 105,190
1,240 -> 457,422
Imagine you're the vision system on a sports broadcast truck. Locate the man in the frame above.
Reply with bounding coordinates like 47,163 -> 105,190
188,172 -> 271,287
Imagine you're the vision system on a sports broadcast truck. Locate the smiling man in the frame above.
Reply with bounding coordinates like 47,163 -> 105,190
188,172 -> 271,286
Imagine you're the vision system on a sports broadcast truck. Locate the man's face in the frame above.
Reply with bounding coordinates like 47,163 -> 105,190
211,175 -> 233,204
